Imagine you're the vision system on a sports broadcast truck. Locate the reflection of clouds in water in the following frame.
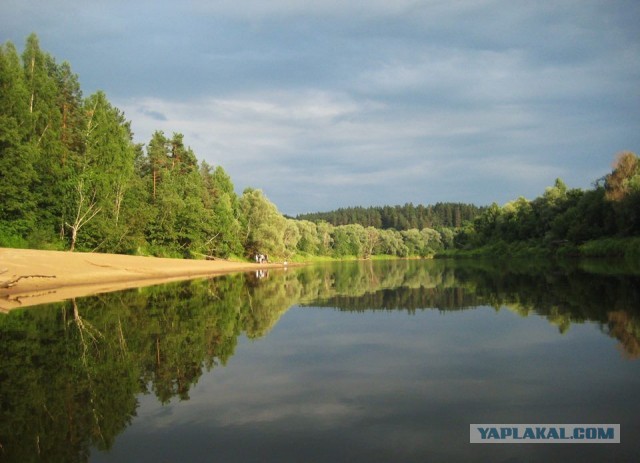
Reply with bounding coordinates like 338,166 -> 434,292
216,400 -> 361,428
160,307 -> 601,429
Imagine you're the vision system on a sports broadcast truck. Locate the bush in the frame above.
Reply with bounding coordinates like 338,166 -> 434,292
0,231 -> 29,249
579,237 -> 640,259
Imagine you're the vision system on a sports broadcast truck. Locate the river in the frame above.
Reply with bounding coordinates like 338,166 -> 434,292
1,259 -> 638,462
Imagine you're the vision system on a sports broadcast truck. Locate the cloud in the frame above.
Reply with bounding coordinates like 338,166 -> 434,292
115,56 -> 626,213
3,0 -> 639,213
138,106 -> 168,121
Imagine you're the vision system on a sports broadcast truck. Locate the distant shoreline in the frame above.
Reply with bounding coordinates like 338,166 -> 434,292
0,248 -> 286,312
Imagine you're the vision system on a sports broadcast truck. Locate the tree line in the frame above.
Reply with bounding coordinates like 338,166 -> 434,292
452,152 -> 640,258
297,202 -> 483,230
1,34 -> 638,261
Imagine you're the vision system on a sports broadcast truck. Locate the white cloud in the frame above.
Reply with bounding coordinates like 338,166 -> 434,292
115,79 -> 586,213
118,89 -> 367,153
116,90 -> 384,197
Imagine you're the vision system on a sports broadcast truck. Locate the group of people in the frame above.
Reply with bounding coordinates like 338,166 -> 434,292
254,253 -> 268,264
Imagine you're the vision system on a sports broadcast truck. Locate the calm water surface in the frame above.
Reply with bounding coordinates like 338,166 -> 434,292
1,259 -> 639,462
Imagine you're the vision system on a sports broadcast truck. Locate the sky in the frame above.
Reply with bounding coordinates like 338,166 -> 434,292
2,0 -> 639,215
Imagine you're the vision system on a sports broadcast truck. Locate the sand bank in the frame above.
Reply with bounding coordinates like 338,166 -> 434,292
0,248 -> 285,312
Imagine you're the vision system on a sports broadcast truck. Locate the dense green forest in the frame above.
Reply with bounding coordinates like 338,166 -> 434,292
297,202 -> 483,230
1,34 -> 639,261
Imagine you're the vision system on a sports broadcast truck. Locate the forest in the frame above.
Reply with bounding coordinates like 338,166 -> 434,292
1,34 -> 639,261
449,156 -> 640,259
297,202 -> 484,230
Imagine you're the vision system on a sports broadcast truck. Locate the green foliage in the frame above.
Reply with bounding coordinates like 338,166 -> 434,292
375,228 -> 409,257
0,226 -> 29,248
297,202 -> 483,230
604,152 -> 640,235
331,224 -> 365,257
446,156 -> 640,258
0,42 -> 38,238
578,237 -> 640,260
240,188 -> 288,258
294,220 -> 320,255
201,162 -> 243,258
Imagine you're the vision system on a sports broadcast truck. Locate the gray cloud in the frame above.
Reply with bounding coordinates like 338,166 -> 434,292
2,0 -> 639,214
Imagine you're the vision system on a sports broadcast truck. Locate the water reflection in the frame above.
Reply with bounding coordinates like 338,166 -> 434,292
0,259 -> 638,461
306,260 -> 640,357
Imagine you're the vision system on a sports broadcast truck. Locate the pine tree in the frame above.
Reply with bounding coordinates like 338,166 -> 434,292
147,131 -> 169,200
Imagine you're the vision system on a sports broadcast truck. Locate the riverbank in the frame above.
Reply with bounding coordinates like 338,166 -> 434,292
0,248 -> 287,311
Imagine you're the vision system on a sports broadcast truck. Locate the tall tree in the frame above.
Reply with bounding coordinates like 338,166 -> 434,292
63,91 -> 136,251
239,188 -> 287,258
294,220 -> 320,255
605,152 -> 639,202
0,41 -> 37,243
201,163 -> 242,258
22,34 -> 69,242
604,152 -> 640,234
147,131 -> 169,201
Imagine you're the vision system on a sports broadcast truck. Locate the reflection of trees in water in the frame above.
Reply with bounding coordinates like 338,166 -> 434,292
306,259 -> 640,359
607,311 -> 640,359
454,259 -> 640,357
0,300 -> 139,462
0,273 -> 296,462
0,259 -> 638,461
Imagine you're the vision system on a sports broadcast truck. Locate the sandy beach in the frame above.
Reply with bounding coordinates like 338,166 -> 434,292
0,248 -> 284,312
